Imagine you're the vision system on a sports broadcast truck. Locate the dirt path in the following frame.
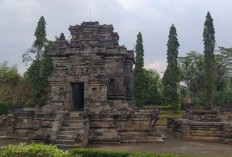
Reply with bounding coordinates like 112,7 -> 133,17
88,127 -> 232,157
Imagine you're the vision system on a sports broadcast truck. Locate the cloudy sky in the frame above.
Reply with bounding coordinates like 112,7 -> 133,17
1,0 -> 232,75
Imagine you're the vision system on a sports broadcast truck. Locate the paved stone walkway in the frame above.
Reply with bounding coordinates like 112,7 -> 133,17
0,127 -> 232,156
88,127 -> 232,157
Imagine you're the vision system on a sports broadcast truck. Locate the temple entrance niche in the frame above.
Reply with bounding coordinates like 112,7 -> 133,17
71,82 -> 84,110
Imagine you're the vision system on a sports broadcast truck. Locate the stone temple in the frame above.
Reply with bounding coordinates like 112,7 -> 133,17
48,21 -> 134,112
0,22 -> 163,149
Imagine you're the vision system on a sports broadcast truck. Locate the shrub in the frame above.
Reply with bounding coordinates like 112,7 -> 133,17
69,148 -> 189,157
156,105 -> 171,111
214,90 -> 232,107
0,143 -> 190,157
69,148 -> 130,157
0,103 -> 8,115
0,143 -> 68,157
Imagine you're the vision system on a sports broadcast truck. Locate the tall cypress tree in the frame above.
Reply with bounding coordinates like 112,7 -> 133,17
163,25 -> 180,110
133,32 -> 149,106
203,12 -> 216,109
34,16 -> 47,60
24,16 -> 52,106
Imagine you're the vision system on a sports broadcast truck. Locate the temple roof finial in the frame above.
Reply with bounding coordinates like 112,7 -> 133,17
60,33 -> 65,40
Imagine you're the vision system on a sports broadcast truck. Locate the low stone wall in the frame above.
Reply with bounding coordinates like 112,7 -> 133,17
220,112 -> 232,122
0,106 -> 66,142
183,110 -> 220,122
88,107 -> 162,144
0,114 -> 14,138
168,118 -> 232,144
183,110 -> 232,122
0,105 -> 163,146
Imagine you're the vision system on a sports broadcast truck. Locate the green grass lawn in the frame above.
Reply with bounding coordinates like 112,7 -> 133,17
156,110 -> 184,126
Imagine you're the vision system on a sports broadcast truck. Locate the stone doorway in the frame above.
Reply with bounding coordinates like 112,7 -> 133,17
71,82 -> 84,110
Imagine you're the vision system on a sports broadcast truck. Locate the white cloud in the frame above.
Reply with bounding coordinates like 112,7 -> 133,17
116,0 -> 155,16
18,64 -> 28,76
145,59 -> 167,76
117,0 -> 144,11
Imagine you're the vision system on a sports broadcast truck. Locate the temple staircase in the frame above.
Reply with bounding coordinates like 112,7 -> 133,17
56,111 -> 89,149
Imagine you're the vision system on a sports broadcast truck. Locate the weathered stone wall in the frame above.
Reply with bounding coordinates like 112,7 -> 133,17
47,21 -> 134,112
88,106 -> 162,143
0,114 -> 14,138
220,112 -> 232,122
183,110 -> 220,122
0,106 -> 163,145
168,110 -> 232,144
0,107 -> 66,142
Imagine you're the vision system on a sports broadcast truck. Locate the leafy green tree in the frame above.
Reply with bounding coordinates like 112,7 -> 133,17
26,60 -> 42,105
219,47 -> 232,74
0,62 -> 30,107
144,69 -> 164,105
217,47 -> 232,90
23,16 -> 53,106
203,12 -> 216,109
0,61 -> 20,86
215,54 -> 229,91
0,62 -> 21,105
178,52 -> 204,106
163,24 -> 180,110
213,47 -> 232,109
179,49 -> 232,109
133,32 -> 149,106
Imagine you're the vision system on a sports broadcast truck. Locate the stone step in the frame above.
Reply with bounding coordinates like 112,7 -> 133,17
0,132 -> 6,136
57,134 -> 86,142
57,143 -> 84,150
64,119 -> 85,123
119,131 -> 156,136
57,144 -> 76,150
119,131 -> 162,141
222,138 -> 232,144
55,112 -> 87,149
66,116 -> 85,120
58,131 -> 78,136
63,122 -> 83,128
121,139 -> 164,143
56,139 -> 75,145
89,140 -> 120,144
0,136 -> 15,140
0,131 -> 12,136
57,135 -> 75,140
120,135 -> 162,141
69,111 -> 83,118
60,127 -> 82,131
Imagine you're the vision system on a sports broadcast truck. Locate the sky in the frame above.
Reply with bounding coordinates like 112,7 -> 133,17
1,0 -> 232,75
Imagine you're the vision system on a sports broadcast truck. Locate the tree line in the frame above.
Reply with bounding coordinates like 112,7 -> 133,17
133,12 -> 232,110
0,12 -> 231,111
0,16 -> 52,108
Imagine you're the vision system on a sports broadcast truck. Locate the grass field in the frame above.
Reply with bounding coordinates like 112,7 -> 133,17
156,110 -> 184,126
